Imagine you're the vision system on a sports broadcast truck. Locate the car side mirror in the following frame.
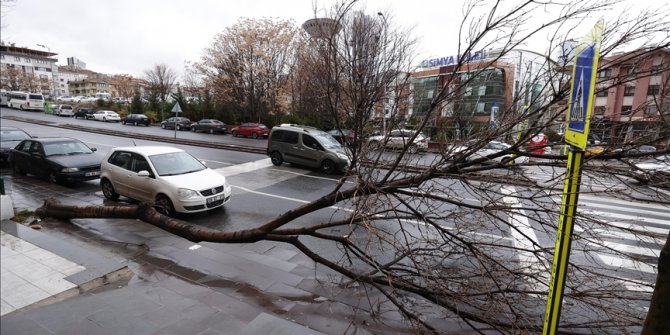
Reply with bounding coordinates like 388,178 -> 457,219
90,148 -> 97,152
137,170 -> 151,178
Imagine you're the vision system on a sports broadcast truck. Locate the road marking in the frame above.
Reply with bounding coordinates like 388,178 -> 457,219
501,185 -> 549,291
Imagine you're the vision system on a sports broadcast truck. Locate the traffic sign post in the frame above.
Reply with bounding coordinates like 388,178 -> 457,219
171,102 -> 182,139
543,20 -> 603,335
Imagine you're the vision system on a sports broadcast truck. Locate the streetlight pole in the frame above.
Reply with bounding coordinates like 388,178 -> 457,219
377,12 -> 387,135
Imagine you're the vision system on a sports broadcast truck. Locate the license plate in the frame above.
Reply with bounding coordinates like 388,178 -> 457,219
207,194 -> 224,203
85,171 -> 100,177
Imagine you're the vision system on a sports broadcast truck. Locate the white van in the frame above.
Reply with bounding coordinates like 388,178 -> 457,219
8,91 -> 45,111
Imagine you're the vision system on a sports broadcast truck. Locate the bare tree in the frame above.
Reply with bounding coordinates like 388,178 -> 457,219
196,18 -> 301,123
144,63 -> 177,119
35,0 -> 670,333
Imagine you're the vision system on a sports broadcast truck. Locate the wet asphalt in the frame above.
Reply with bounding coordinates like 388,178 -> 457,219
0,169 -> 481,335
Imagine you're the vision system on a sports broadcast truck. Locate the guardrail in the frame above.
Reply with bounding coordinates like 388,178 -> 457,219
1,115 -> 267,154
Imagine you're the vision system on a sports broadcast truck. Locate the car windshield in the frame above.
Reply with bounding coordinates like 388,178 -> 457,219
314,133 -> 342,149
149,151 -> 206,176
43,141 -> 93,156
1,130 -> 31,141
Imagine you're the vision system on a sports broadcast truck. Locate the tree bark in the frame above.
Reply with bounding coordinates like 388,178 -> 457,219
642,232 -> 670,335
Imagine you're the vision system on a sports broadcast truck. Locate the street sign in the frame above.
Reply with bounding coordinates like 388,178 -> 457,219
544,19 -> 604,335
171,103 -> 182,114
564,20 -> 604,150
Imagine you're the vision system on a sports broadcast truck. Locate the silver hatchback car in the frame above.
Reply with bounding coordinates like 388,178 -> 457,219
100,146 -> 232,216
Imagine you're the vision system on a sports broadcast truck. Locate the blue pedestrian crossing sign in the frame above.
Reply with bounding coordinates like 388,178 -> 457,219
564,20 -> 603,150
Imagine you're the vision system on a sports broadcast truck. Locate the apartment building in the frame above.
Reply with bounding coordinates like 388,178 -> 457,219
0,42 -> 58,97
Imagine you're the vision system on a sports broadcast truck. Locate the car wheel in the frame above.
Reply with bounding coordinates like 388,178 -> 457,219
133,122 -> 138,126
122,120 -> 126,125
154,195 -> 175,216
232,131 -> 237,137
252,132 -> 258,139
12,162 -> 26,175
209,128 -> 214,134
161,124 -> 166,129
103,117 -> 107,122
192,127 -> 197,132
322,159 -> 336,174
19,104 -> 24,111
46,171 -> 59,184
270,151 -> 283,166
407,145 -> 418,154
101,179 -> 120,200
176,125 -> 181,131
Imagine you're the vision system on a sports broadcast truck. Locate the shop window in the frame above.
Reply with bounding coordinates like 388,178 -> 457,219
623,86 -> 635,96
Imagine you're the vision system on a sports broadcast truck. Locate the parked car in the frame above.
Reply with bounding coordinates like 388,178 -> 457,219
632,154 -> 670,188
54,104 -> 74,117
0,126 -> 32,163
56,96 -> 75,103
121,114 -> 151,126
191,119 -> 226,134
92,110 -> 121,122
454,140 -> 529,165
367,129 -> 428,153
10,137 -> 102,184
100,146 -> 232,216
267,124 -> 350,174
161,117 -> 191,130
231,123 -> 269,139
74,108 -> 97,119
327,129 -> 363,146
614,145 -> 657,155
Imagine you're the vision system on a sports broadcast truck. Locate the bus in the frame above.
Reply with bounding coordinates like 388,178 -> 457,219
7,91 -> 45,111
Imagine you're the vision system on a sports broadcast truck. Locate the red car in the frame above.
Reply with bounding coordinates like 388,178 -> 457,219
230,123 -> 269,139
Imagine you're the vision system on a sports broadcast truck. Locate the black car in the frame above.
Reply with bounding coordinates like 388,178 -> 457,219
121,114 -> 151,126
74,108 -> 97,119
10,137 -> 103,184
160,117 -> 191,130
191,119 -> 226,134
1,126 -> 32,163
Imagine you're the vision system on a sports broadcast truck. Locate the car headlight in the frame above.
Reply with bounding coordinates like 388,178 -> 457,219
177,188 -> 199,200
61,167 -> 80,173
337,153 -> 348,160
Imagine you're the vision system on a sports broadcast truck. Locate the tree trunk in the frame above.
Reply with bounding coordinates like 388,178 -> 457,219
642,232 -> 670,334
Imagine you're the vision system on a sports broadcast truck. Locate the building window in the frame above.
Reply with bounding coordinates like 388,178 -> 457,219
595,89 -> 608,97
645,105 -> 658,116
647,85 -> 660,96
621,105 -> 633,115
594,106 -> 606,115
623,86 -> 635,96
478,86 -> 486,96
464,87 -> 472,96
597,68 -> 611,78
476,102 -> 485,114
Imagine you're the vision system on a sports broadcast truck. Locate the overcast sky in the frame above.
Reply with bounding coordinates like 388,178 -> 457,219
0,0 -> 660,80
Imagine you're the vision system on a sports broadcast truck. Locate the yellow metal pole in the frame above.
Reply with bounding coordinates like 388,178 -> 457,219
543,147 -> 584,334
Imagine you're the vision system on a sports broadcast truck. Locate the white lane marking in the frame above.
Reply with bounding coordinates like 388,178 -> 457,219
232,185 -> 353,213
216,158 -> 274,176
501,185 -> 549,291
